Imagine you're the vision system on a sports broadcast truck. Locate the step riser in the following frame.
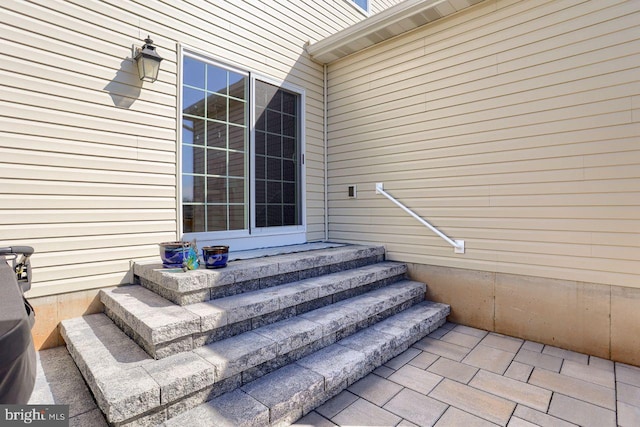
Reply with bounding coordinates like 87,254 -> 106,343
134,247 -> 385,306
105,269 -> 408,359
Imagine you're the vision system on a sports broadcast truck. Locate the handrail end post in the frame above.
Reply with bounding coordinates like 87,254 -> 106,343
375,182 -> 384,194
454,240 -> 465,254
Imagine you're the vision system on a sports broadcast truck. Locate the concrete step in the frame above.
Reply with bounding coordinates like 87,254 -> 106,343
133,244 -> 385,305
164,301 -> 450,427
102,262 -> 408,359
60,300 -> 449,427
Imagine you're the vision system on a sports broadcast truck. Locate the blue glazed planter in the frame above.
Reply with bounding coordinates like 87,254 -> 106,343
159,241 -> 191,268
202,246 -> 229,269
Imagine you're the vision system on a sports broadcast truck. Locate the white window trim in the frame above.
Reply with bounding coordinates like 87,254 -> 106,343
346,0 -> 370,15
177,44 -> 307,250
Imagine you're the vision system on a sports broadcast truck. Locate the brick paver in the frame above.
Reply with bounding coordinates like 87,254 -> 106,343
430,378 -> 515,425
504,360 -> 533,382
560,359 -> 615,388
347,374 -> 403,406
469,370 -> 551,412
440,330 -> 483,348
462,344 -> 515,374
529,367 -> 616,410
31,322 -> 640,426
427,357 -> 478,384
434,407 -> 495,427
332,398 -> 402,426
548,393 -> 616,427
301,322 -> 639,426
383,388 -> 447,426
616,362 -> 640,387
479,332 -> 523,353
514,348 -> 563,372
618,401 -> 640,427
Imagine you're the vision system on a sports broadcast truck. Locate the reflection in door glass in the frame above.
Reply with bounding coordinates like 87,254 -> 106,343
182,57 -> 247,232
254,81 -> 301,228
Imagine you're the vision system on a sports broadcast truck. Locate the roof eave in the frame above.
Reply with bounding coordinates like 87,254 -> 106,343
307,0 -> 485,64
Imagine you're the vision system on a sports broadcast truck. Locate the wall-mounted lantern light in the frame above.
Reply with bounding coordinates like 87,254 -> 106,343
134,36 -> 163,82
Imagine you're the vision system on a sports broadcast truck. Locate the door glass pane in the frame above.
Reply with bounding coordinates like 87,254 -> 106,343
183,118 -> 205,146
266,157 -> 281,181
183,57 -> 205,88
229,98 -> 245,125
254,81 -> 301,228
183,88 -> 205,117
282,92 -> 296,115
229,125 -> 245,151
206,149 -> 226,176
182,175 -> 204,203
207,64 -> 227,95
229,72 -> 246,99
228,151 -> 245,177
206,205 -> 226,231
182,145 -> 205,175
207,121 -> 226,149
182,57 -> 248,232
267,134 -> 281,157
183,205 -> 205,233
229,205 -> 245,230
206,177 -> 227,203
207,94 -> 226,121
228,178 -> 244,204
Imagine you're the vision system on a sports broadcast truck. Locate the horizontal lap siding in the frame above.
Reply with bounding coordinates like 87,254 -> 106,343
1,0 -> 391,297
327,0 -> 640,288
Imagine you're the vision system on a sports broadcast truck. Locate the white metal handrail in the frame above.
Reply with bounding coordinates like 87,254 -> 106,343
375,183 -> 465,254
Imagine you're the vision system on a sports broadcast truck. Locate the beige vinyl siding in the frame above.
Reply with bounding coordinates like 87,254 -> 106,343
0,0 -> 397,297
327,0 -> 640,288
371,0 -> 407,13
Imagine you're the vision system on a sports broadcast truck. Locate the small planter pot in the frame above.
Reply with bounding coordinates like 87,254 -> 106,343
158,241 -> 191,268
202,245 -> 229,269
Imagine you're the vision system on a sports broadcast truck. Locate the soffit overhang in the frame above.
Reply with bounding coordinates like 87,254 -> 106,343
307,0 -> 486,64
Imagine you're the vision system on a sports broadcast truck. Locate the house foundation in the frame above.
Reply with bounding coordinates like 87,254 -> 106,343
407,263 -> 640,366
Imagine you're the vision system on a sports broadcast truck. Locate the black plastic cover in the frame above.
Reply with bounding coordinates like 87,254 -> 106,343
0,261 -> 36,404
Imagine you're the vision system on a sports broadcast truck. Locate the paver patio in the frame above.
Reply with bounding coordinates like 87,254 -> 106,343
32,322 -> 640,426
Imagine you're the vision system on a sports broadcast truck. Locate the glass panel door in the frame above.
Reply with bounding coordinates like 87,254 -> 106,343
180,53 -> 304,248
182,58 -> 248,233
254,80 -> 302,228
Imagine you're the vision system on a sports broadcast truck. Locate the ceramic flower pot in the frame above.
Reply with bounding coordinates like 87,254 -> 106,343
158,241 -> 191,268
202,245 -> 229,269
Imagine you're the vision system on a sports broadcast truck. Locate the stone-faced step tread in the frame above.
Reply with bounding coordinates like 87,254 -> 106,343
133,244 -> 385,305
61,313 -> 221,425
61,287 -> 440,426
102,262 -> 408,358
164,301 -> 450,427
60,314 -> 160,424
